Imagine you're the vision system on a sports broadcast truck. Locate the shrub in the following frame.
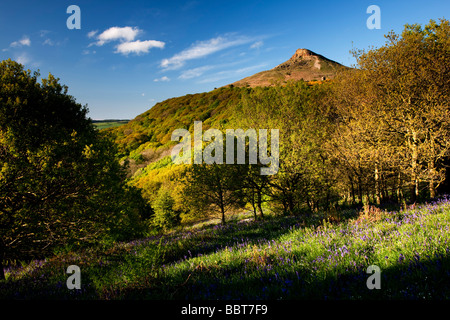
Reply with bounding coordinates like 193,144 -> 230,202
152,189 -> 180,231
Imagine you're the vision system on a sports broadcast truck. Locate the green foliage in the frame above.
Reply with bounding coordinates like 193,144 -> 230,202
1,19 -> 449,301
93,120 -> 129,130
152,188 -> 180,230
185,163 -> 247,224
2,197 -> 450,299
107,86 -> 248,159
235,81 -> 338,214
140,155 -> 173,173
0,59 -> 147,279
330,18 -> 450,204
113,19 -> 449,228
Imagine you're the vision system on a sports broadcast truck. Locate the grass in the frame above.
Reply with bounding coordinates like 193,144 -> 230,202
92,120 -> 129,130
2,196 -> 450,300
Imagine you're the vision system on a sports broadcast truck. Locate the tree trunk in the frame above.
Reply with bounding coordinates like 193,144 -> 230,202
411,130 -> 420,202
396,171 -> 402,203
429,161 -> 436,198
325,188 -> 331,211
288,194 -> 295,214
430,181 -> 436,198
0,238 -> 5,280
250,194 -> 257,221
375,162 -> 381,205
357,175 -> 363,204
219,188 -> 226,224
382,176 -> 388,201
221,205 -> 226,224
350,177 -> 356,205
256,190 -> 264,219
306,197 -> 313,213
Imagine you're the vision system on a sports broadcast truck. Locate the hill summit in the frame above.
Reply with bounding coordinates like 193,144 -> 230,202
230,48 -> 345,87
108,48 -> 346,174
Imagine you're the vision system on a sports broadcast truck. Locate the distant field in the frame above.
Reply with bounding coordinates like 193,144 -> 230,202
92,119 -> 129,130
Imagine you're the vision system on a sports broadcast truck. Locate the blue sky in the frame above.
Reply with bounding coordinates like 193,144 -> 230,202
0,0 -> 448,120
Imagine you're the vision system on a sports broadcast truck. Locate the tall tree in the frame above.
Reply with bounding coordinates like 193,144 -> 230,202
330,19 -> 450,203
185,163 -> 246,224
0,60 -> 147,279
243,163 -> 269,220
236,81 -> 337,214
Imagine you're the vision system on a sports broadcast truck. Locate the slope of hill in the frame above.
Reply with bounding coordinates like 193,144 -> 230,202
3,197 -> 450,300
105,86 -> 249,172
230,48 -> 346,87
103,48 -> 342,205
106,48 -> 342,168
93,119 -> 129,130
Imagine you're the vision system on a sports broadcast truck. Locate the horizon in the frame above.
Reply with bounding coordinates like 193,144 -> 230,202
0,0 -> 448,120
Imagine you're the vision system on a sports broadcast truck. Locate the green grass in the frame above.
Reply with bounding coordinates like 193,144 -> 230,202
92,120 -> 129,130
2,197 -> 450,300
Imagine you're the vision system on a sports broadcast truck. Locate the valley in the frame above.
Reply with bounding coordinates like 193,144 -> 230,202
1,17 -> 449,304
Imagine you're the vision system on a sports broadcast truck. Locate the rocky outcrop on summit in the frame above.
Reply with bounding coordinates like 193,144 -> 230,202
275,49 -> 326,70
230,48 -> 345,88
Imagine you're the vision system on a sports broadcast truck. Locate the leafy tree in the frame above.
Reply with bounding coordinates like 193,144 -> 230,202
185,163 -> 246,224
242,163 -> 269,220
0,60 -> 147,279
235,82 -> 337,214
152,188 -> 180,230
330,18 -> 450,203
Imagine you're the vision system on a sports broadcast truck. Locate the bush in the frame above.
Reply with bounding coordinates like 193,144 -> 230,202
0,60 -> 147,279
152,189 -> 180,231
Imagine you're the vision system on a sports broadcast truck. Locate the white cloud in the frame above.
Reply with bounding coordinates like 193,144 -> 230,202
43,38 -> 54,46
87,30 -> 98,38
160,35 -> 252,70
15,53 -> 31,65
198,63 -> 267,84
115,40 -> 165,55
39,30 -> 50,37
154,76 -> 170,82
10,36 -> 31,48
250,41 -> 263,49
94,26 -> 142,46
82,49 -> 96,55
88,26 -> 165,56
178,65 -> 214,79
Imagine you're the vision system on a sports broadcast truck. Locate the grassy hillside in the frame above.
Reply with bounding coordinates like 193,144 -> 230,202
104,81 -> 328,209
103,86 -> 253,187
92,119 -> 129,130
231,48 -> 347,88
2,197 -> 450,299
105,86 -> 248,156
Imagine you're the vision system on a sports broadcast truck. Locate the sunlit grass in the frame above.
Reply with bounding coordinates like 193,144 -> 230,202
2,196 -> 450,299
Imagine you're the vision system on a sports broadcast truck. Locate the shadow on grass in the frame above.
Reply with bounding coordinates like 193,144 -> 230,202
117,250 -> 450,300
4,201 -> 449,300
161,209 -> 359,265
0,211 -> 355,299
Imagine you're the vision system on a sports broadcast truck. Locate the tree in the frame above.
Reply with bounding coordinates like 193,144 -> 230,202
330,19 -> 450,203
185,163 -> 246,224
0,60 -> 147,279
235,81 -> 338,214
152,188 -> 180,230
242,163 -> 269,220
